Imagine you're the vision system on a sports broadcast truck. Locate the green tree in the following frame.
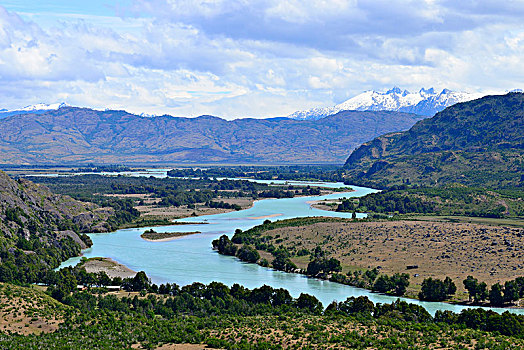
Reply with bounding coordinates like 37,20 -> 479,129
236,245 -> 260,263
372,275 -> 392,293
463,276 -> 487,303
443,277 -> 457,296
212,235 -> 237,256
391,273 -> 410,296
295,293 -> 323,314
130,271 -> 150,292
503,280 -> 519,304
419,278 -> 448,301
489,283 -> 504,307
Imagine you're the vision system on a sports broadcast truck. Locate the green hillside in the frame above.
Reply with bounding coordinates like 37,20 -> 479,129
343,93 -> 524,188
0,171 -> 114,284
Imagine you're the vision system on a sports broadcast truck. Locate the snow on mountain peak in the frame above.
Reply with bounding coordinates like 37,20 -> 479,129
289,88 -> 486,120
16,102 -> 70,112
22,102 -> 70,111
0,102 -> 70,119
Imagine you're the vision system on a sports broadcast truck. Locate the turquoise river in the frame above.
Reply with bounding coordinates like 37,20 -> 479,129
58,173 -> 524,316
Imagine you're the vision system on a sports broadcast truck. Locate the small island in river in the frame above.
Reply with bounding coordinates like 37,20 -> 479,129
140,229 -> 201,242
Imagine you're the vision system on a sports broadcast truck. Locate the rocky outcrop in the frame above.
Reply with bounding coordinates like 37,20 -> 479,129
0,171 -> 112,239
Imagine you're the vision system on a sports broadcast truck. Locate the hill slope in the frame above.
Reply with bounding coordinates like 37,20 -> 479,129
0,171 -> 115,283
343,93 -> 524,188
0,108 -> 424,165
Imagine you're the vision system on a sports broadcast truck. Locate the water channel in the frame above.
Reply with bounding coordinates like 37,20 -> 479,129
57,170 -> 524,316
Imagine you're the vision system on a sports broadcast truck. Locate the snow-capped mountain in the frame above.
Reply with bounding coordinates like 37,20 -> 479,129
289,88 -> 486,120
0,102 -> 70,119
17,102 -> 70,112
0,102 -> 162,119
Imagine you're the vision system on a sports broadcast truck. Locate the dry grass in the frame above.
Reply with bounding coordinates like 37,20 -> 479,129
204,315 -> 523,349
262,220 -> 524,299
0,283 -> 70,335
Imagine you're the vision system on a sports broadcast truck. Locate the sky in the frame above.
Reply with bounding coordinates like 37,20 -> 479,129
0,1 -> 523,118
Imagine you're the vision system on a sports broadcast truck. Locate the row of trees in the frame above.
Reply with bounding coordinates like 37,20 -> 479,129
214,232 -> 414,298
371,273 -> 410,296
205,201 -> 242,211
464,275 -> 524,306
212,234 -> 297,272
336,184 -> 522,218
166,165 -> 344,182
47,265 -> 524,340
419,277 -> 457,301
76,279 -> 524,338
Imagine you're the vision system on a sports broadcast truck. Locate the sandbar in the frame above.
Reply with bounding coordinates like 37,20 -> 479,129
82,257 -> 136,279
141,231 -> 201,242
247,213 -> 283,220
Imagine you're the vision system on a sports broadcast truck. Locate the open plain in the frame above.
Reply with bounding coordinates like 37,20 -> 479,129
259,220 -> 524,299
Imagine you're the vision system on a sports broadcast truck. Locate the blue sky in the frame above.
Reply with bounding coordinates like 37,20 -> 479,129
1,1 -> 523,118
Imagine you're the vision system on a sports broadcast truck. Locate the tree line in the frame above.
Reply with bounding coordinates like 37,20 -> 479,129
336,184 -> 523,218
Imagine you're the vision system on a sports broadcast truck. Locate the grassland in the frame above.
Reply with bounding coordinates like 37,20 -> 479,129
235,218 -> 524,302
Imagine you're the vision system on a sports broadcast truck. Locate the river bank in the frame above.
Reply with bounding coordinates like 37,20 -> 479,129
109,185 -> 346,227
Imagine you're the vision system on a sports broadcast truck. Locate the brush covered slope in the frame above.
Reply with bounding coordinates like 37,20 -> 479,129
0,108 -> 424,165
343,92 -> 524,188
0,171 -> 115,283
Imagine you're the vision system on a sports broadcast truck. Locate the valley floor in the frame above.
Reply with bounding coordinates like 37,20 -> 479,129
113,187 -> 339,225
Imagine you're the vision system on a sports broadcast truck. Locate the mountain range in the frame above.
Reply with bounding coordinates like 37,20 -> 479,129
0,108 -> 425,165
290,87 -> 486,120
343,92 -> 524,188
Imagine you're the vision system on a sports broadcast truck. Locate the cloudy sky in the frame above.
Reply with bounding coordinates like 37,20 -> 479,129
1,1 -> 523,118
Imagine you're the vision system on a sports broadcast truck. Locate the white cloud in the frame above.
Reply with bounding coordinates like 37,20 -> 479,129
0,2 -> 523,118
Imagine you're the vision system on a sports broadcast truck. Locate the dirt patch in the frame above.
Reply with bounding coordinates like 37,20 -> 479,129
132,344 -> 218,350
82,257 -> 137,279
248,213 -> 283,220
156,344 -> 219,350
308,199 -> 341,211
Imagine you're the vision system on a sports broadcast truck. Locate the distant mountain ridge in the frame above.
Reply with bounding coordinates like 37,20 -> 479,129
343,92 -> 524,188
0,108 -> 425,165
0,103 -> 70,119
290,87 -> 486,120
0,103 -> 164,120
